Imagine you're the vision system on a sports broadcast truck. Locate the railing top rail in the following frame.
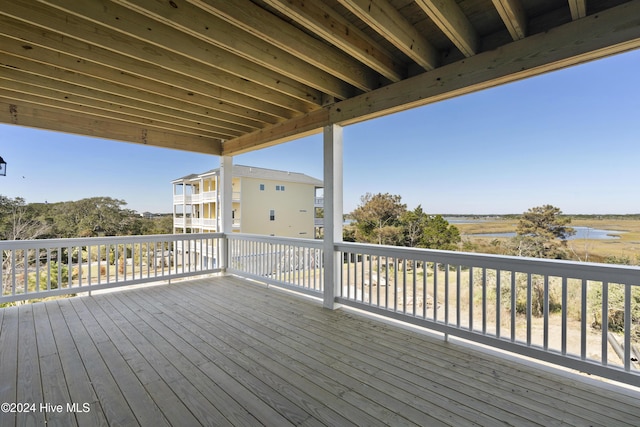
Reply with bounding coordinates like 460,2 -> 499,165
227,233 -> 324,248
336,241 -> 640,284
0,232 -> 224,249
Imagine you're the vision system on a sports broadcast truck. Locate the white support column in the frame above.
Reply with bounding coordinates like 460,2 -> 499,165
220,156 -> 233,272
323,124 -> 343,309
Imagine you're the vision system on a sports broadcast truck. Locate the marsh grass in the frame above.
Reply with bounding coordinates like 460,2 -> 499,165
458,217 -> 640,263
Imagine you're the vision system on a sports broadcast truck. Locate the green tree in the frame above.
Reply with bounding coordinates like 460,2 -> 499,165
511,204 -> 575,259
420,214 -> 461,250
351,193 -> 406,245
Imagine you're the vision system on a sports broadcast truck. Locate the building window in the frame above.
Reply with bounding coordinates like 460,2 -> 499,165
276,185 -> 286,191
269,209 -> 275,221
259,184 -> 265,191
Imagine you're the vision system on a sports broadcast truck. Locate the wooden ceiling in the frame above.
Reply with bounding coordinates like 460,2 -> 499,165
1,0 -> 639,156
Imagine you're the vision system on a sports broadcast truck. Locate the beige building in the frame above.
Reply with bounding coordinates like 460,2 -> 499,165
172,165 -> 323,238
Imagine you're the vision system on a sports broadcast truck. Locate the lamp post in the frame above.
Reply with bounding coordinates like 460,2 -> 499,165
0,156 -> 6,176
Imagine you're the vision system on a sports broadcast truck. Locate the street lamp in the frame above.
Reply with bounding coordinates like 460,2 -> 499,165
0,156 -> 6,176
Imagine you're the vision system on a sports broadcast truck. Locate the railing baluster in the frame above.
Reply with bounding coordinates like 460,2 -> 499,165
468,266 -> 473,331
581,279 -> 587,360
602,281 -> 608,365
543,275 -> 549,350
482,267 -> 487,334
511,271 -> 516,342
527,273 -> 532,346
562,277 -> 568,355
496,269 -> 501,338
624,284 -> 632,372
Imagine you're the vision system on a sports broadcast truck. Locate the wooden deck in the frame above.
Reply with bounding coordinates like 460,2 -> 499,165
1,276 -> 639,427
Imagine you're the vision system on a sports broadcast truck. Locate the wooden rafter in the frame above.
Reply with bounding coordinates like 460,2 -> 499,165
111,0 -> 355,101
414,0 -> 479,57
492,0 -> 527,40
336,0 -> 440,71
261,0 -> 405,82
190,0 -> 381,93
568,0 -> 588,20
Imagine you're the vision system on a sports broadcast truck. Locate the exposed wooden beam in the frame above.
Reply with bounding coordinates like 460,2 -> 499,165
111,0 -> 355,101
190,0 -> 382,93
329,1 -> 640,126
568,0 -> 587,20
0,34 -> 275,130
3,1 -> 315,115
0,15 -> 300,120
492,0 -> 527,40
414,0 -> 479,57
0,101 -> 222,154
337,0 -> 439,71
0,78 -> 240,139
261,0 -> 404,82
222,109 -> 329,155
0,58 -> 257,135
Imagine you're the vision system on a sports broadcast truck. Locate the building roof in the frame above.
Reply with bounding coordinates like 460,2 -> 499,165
172,165 -> 322,186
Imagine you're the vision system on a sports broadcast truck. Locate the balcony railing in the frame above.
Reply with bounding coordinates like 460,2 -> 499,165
1,233 -> 639,387
227,233 -> 323,297
0,233 -> 222,303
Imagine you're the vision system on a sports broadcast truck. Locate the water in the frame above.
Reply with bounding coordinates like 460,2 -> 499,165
471,226 -> 624,240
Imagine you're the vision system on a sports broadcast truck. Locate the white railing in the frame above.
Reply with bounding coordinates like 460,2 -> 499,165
335,241 -> 640,387
2,232 -> 639,386
0,233 -> 223,304
314,197 -> 324,207
227,234 -> 323,297
314,218 -> 324,227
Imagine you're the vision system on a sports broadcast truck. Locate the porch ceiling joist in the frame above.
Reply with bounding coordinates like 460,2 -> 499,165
0,0 -> 638,156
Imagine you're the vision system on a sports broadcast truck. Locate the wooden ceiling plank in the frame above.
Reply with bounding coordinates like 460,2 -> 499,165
0,36 -> 273,130
39,0 -> 324,106
492,0 -> 527,40
261,0 -> 404,82
414,0 -> 479,57
113,0 -> 355,101
0,101 -> 222,155
4,1 -> 314,115
328,1 -> 640,127
337,0 -> 440,71
0,77 -> 242,139
190,0 -> 381,92
0,14 -> 299,121
0,89 -> 233,140
0,56 -> 257,135
568,0 -> 587,20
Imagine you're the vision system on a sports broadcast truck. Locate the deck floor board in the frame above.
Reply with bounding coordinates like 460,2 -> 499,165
1,275 -> 639,426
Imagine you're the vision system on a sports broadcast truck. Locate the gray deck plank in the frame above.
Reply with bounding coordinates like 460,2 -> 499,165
57,298 -> 139,426
0,306 -> 18,427
45,301 -> 108,427
1,276 -> 639,427
32,302 -> 77,427
16,305 -> 46,427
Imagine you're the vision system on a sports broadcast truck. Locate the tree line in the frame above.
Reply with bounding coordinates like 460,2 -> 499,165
345,192 -> 461,250
0,195 -> 172,241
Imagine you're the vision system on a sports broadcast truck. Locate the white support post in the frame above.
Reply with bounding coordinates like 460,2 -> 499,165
323,124 -> 343,309
220,156 -> 233,272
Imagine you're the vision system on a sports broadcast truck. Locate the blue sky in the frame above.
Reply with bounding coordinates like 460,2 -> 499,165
1,49 -> 639,215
